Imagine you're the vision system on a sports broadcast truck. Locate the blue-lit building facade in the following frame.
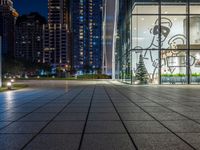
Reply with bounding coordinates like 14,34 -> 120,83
116,0 -> 200,84
71,0 -> 103,74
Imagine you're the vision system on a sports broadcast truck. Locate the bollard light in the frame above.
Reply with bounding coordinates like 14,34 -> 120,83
7,82 -> 12,90
11,79 -> 15,83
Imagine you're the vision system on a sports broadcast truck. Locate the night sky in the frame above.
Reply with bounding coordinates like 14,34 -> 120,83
13,0 -> 48,18
13,0 -> 115,73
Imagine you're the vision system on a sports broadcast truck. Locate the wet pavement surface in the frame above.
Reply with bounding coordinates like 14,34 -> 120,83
0,80 -> 200,150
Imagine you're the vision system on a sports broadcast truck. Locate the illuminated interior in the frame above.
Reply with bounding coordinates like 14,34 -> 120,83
116,1 -> 200,84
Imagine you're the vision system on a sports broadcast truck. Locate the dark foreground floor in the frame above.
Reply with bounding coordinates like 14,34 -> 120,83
0,80 -> 200,150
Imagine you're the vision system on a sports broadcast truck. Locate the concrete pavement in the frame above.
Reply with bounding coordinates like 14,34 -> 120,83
0,80 -> 200,150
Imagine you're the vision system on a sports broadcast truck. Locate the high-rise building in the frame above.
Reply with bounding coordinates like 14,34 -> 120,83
43,0 -> 71,71
15,13 -> 46,63
0,0 -> 18,57
71,0 -> 103,74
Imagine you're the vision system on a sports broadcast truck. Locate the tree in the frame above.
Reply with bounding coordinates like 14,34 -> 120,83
135,54 -> 149,84
2,57 -> 24,75
83,64 -> 92,74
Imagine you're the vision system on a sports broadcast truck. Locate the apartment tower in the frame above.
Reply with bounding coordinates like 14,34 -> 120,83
43,0 -> 71,71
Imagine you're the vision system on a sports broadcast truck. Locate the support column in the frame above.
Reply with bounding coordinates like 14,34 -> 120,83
158,0 -> 162,85
186,0 -> 191,84
112,0 -> 119,80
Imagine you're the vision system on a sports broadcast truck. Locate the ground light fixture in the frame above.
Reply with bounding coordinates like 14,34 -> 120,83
11,79 -> 15,83
7,82 -> 12,90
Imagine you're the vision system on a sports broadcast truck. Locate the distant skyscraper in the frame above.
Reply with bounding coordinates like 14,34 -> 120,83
0,0 -> 18,57
15,13 -> 46,63
43,0 -> 71,70
71,0 -> 103,74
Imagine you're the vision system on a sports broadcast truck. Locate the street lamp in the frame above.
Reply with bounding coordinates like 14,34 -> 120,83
7,82 -> 12,90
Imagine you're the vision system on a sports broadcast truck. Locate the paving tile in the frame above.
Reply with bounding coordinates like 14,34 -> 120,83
54,113 -> 87,121
91,103 -> 113,107
90,107 -> 116,113
0,121 -> 11,129
24,134 -> 81,150
81,134 -> 136,150
35,106 -> 63,113
68,105 -> 89,108
0,122 -> 46,133
161,120 -> 200,133
19,113 -> 55,122
92,100 -> 111,103
0,108 -> 9,113
112,100 -> 130,103
178,133 -> 200,149
180,112 -> 200,120
150,112 -> 188,121
88,113 -> 120,121
137,102 -> 160,107
63,107 -> 89,113
44,104 -> 66,107
7,107 -> 37,113
168,106 -> 197,112
117,107 -> 143,113
131,99 -> 150,103
70,104 -> 90,107
142,106 -> 171,113
22,103 -> 44,107
125,121 -> 170,133
85,121 -> 126,133
132,133 -> 193,150
0,112 -> 27,121
114,103 -> 136,107
42,121 -> 84,133
120,112 -> 154,121
0,134 -> 33,150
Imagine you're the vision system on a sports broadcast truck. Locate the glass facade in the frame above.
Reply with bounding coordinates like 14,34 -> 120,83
71,0 -> 102,74
116,0 -> 200,84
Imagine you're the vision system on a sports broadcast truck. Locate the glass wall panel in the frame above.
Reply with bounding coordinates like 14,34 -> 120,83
190,51 -> 200,84
161,0 -> 186,14
132,50 -> 159,84
161,6 -> 186,14
120,56 -> 126,82
132,5 -> 158,14
160,16 -> 187,49
161,0 -> 186,2
189,16 -> 200,49
161,50 -> 187,84
190,1 -> 200,14
125,52 -> 132,84
127,18 -> 131,51
131,15 -> 159,49
134,0 -> 159,2
120,52 -> 132,84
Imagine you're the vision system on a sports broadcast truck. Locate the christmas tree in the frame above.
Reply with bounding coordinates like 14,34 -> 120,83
135,54 -> 149,84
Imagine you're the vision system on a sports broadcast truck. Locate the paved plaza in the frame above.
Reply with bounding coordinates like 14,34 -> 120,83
0,80 -> 200,150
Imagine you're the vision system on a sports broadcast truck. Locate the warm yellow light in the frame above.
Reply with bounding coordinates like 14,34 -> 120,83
12,11 -> 19,17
